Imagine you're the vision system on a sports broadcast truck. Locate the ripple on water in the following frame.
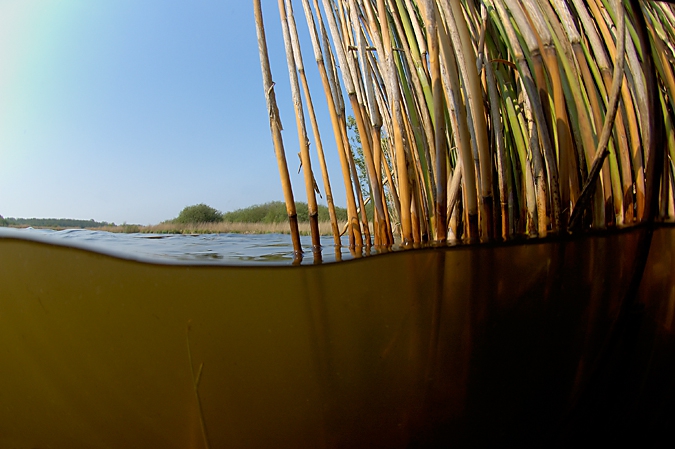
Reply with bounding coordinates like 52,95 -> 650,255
0,228 -> 352,265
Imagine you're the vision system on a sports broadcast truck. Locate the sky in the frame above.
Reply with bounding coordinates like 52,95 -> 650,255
0,0 -> 348,225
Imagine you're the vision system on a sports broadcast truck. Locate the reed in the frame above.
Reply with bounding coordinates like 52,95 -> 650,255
254,0 -> 303,257
255,0 -> 675,250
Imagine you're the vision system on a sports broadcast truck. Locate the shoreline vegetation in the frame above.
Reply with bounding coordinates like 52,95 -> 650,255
0,202 -> 353,236
99,220 -> 345,236
252,0 -> 675,255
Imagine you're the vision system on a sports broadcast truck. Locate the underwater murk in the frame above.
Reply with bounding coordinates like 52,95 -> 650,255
1,224 -> 674,447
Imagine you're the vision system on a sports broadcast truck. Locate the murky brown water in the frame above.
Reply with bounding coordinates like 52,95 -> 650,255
1,225 -> 673,447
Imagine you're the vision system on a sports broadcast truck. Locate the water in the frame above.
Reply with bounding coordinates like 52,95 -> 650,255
2,223 -> 673,447
0,227 -> 360,265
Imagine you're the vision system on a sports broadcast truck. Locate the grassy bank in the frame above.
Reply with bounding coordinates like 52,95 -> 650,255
97,220 -> 345,236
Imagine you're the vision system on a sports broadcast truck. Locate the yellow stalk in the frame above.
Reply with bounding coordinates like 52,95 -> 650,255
586,0 -> 636,223
422,0 -> 448,242
376,0 -> 413,244
569,0 -> 626,230
544,0 -> 607,227
253,0 -> 302,257
484,54 -> 509,238
305,0 -> 363,247
435,0 -> 479,238
441,0 -> 494,239
289,13 -> 342,245
492,0 -> 558,234
520,0 -> 578,224
278,0 -> 321,250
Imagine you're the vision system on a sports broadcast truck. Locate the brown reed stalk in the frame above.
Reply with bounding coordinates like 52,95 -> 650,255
422,0 -> 448,242
569,0 -> 626,230
577,0 -> 633,224
435,0 -> 479,238
525,0 -> 579,223
590,0 -> 641,223
286,0 -> 342,246
483,50 -> 509,238
261,0 -> 672,252
441,0 -> 494,239
278,0 -> 322,252
539,0 -> 605,227
253,0 -> 302,257
303,0 -> 363,247
376,0 -> 414,244
492,0 -> 558,235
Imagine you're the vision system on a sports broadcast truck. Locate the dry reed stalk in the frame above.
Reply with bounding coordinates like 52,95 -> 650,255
253,0 -> 302,257
303,0 -> 363,247
570,0 -> 626,230
422,0 -> 448,242
483,51 -> 509,238
278,0 -> 322,253
258,0 -> 673,251
521,0 -> 578,225
441,0 -> 494,239
287,0 -> 342,246
564,5 -> 616,224
390,3 -> 439,231
540,0 -> 606,227
591,0 -> 641,223
491,0 -> 554,235
349,0 -> 393,245
577,0 -> 633,224
435,0 -> 479,238
376,0 -> 414,244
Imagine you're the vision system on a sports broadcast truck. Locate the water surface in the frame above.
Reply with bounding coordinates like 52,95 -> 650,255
0,227 -> 357,265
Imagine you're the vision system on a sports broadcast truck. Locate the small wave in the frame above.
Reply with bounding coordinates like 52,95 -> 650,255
0,228 -> 350,265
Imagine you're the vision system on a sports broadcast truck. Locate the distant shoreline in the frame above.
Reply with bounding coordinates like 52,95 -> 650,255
102,221 -> 345,236
6,221 -> 344,236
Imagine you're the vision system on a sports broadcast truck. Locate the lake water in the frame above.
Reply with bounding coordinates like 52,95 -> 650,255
0,227 -> 365,265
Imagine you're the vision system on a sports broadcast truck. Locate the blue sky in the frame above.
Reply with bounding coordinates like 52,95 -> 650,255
0,1 -> 347,225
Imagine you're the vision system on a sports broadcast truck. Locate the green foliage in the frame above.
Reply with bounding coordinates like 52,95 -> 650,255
0,215 -> 7,227
223,201 -> 287,223
347,116 -> 395,221
222,201 -> 347,223
347,116 -> 370,195
174,203 -> 223,224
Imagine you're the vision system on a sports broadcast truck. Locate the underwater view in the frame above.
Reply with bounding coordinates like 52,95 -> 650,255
1,223 -> 674,447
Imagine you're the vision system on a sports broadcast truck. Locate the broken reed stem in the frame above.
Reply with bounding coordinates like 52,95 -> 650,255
186,322 -> 211,449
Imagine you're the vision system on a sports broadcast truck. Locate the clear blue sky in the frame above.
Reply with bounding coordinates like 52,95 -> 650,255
0,0 -> 347,225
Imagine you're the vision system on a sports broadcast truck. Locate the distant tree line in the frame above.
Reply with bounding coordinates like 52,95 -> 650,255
0,216 -> 114,228
221,201 -> 348,223
169,202 -> 349,224
172,203 -> 223,224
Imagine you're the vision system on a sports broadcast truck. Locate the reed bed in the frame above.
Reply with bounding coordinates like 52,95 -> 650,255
98,221 -> 344,236
254,0 -> 675,254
